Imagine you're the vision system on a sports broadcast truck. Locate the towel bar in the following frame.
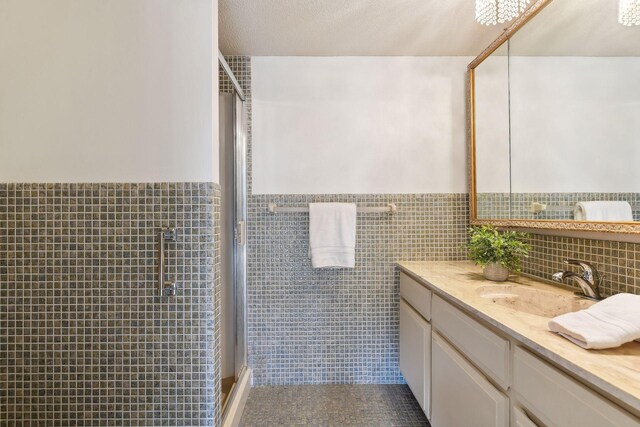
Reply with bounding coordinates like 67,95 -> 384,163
530,202 -> 640,213
267,203 -> 398,215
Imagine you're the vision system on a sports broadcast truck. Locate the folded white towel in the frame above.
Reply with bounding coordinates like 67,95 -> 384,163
309,203 -> 357,269
574,201 -> 633,221
548,293 -> 640,349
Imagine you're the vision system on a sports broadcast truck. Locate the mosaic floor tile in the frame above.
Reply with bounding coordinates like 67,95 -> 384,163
238,384 -> 429,427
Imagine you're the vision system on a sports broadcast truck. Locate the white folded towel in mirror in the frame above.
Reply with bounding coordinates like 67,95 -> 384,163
548,293 -> 640,349
574,201 -> 633,221
309,203 -> 357,269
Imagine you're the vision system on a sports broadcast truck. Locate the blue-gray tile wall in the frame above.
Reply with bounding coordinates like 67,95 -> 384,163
0,182 -> 220,426
477,192 -> 640,221
523,234 -> 640,297
247,194 -> 469,385
476,191 -> 640,297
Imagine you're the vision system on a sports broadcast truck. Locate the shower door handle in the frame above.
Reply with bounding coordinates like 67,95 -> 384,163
235,220 -> 246,246
158,228 -> 178,296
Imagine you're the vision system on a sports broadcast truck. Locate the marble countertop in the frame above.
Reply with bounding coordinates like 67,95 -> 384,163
397,261 -> 640,415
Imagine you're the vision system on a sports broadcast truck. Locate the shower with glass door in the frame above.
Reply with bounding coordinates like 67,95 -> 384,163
218,53 -> 249,423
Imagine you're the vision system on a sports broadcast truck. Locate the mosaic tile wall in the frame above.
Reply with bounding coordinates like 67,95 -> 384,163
248,194 -> 469,385
478,192 -> 640,220
0,182 -> 220,426
221,56 -> 470,385
212,186 -> 222,427
523,234 -> 640,297
477,191 -> 640,297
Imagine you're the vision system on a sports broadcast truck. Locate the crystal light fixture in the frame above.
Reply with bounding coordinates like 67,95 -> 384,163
476,0 -> 531,26
619,0 -> 640,26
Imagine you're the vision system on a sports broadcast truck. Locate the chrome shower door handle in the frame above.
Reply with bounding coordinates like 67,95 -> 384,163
158,228 -> 178,296
235,220 -> 247,246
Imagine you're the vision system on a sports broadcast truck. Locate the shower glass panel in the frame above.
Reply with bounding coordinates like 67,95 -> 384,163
218,81 -> 248,411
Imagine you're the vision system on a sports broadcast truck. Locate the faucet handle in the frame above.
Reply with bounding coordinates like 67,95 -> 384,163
565,259 -> 602,289
565,259 -> 597,274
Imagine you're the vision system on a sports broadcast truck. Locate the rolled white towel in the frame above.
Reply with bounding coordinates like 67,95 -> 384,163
574,201 -> 633,222
548,293 -> 640,349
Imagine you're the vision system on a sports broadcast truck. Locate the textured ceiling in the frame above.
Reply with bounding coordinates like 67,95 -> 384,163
219,0 -> 508,56
219,0 -> 640,57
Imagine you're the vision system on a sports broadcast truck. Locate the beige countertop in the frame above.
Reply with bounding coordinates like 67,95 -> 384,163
397,260 -> 640,415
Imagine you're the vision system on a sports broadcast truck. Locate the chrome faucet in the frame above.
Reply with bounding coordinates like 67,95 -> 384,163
552,259 -> 603,300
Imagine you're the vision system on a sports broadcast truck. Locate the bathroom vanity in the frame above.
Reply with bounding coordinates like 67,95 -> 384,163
453,1 -> 640,421
398,261 -> 640,427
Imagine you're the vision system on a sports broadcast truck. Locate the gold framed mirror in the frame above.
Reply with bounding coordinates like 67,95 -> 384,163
469,0 -> 640,236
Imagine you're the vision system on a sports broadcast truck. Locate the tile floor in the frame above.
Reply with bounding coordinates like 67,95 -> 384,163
238,384 -> 430,426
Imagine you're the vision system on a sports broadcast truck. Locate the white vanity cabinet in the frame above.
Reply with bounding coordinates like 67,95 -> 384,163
399,273 -> 432,419
397,265 -> 640,427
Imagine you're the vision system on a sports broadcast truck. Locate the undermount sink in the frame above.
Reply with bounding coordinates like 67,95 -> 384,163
477,285 -> 594,318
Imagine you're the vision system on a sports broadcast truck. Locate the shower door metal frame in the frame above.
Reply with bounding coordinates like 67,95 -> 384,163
232,92 -> 248,378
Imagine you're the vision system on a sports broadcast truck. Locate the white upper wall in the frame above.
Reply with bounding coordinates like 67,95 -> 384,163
0,0 -> 218,183
251,56 -> 470,194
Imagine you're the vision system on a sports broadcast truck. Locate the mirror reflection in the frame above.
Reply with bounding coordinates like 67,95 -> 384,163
474,0 -> 640,222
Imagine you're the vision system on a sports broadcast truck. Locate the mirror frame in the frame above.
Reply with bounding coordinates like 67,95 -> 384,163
468,0 -> 640,236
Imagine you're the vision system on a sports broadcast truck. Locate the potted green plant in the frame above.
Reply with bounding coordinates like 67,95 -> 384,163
465,225 -> 531,282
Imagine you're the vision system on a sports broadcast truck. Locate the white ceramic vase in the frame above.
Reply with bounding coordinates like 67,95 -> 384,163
483,262 -> 510,282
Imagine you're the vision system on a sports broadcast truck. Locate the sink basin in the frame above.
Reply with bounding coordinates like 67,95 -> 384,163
477,285 -> 594,317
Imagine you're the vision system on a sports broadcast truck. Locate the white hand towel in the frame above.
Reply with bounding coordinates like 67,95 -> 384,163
574,201 -> 633,221
309,203 -> 357,269
548,293 -> 640,349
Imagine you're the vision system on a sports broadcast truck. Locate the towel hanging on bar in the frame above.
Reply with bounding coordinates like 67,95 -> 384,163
267,203 -> 397,215
309,203 -> 357,269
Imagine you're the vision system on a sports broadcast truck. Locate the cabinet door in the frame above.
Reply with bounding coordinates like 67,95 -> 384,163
399,299 -> 431,418
513,347 -> 640,427
513,407 -> 539,427
431,332 -> 509,427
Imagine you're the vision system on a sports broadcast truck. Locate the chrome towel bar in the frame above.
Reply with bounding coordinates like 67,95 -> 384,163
267,203 -> 398,215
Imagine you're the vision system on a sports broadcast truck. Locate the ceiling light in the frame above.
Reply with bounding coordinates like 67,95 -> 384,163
619,0 -> 640,26
476,0 -> 531,26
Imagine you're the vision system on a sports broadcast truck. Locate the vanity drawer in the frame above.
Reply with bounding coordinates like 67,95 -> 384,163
432,295 -> 510,390
513,346 -> 639,427
400,272 -> 431,321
